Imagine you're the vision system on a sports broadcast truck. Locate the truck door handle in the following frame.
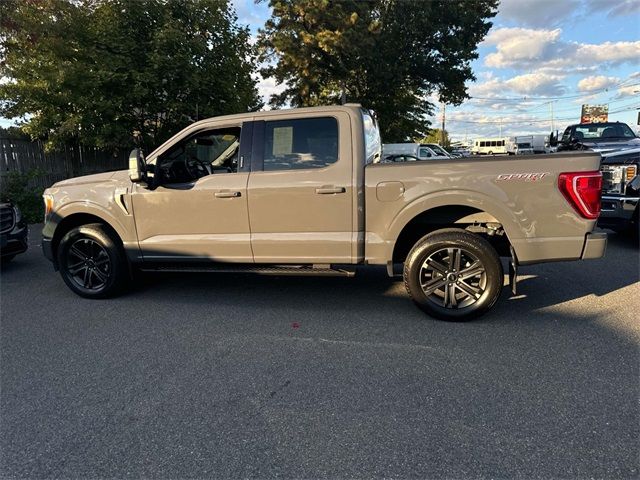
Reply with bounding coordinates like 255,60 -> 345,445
215,191 -> 241,198
315,186 -> 346,194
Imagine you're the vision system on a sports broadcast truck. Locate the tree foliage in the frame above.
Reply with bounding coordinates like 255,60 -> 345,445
418,129 -> 451,148
258,0 -> 497,142
0,0 -> 261,151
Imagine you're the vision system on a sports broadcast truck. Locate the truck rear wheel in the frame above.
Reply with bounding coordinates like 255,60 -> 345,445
403,229 -> 503,321
57,223 -> 128,299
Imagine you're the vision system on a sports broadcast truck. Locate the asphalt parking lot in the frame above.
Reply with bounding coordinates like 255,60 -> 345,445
1,225 -> 638,479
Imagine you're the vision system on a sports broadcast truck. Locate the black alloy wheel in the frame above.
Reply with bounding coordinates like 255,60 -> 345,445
57,223 -> 128,298
65,238 -> 111,291
404,228 -> 503,321
418,246 -> 487,310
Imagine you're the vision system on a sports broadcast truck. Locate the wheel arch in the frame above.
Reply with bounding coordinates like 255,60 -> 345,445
391,203 -> 515,264
49,212 -> 125,266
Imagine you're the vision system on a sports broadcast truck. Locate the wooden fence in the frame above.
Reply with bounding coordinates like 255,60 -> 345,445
0,137 -> 128,191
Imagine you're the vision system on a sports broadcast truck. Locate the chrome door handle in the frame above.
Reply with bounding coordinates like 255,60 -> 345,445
215,191 -> 241,198
315,186 -> 346,194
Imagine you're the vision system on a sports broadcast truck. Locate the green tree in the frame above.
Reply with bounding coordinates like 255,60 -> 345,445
258,0 -> 497,142
0,0 -> 261,151
417,129 -> 451,148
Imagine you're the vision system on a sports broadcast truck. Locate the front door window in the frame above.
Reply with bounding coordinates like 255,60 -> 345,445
154,127 -> 241,185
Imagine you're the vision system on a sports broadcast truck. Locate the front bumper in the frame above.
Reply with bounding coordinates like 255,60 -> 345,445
581,231 -> 607,259
598,195 -> 639,230
1,222 -> 29,257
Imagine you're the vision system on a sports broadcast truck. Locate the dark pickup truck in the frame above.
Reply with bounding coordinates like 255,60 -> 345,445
599,147 -> 639,235
555,121 -> 639,236
557,122 -> 640,154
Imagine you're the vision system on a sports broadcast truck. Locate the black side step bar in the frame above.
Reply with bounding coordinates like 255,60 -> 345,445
140,264 -> 356,277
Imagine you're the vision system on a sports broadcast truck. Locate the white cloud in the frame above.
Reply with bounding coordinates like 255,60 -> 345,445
504,73 -> 566,95
484,27 -> 640,73
469,72 -> 566,99
616,84 -> 640,98
483,28 -> 562,68
577,75 -> 620,91
253,74 -> 286,107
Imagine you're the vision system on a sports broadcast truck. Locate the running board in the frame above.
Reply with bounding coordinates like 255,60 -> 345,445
140,264 -> 356,277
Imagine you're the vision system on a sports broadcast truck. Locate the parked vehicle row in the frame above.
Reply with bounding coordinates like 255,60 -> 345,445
382,143 -> 451,161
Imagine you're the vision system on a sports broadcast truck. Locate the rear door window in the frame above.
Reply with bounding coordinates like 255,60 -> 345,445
263,117 -> 339,171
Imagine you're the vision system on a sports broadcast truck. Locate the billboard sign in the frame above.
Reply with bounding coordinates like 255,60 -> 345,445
580,104 -> 608,124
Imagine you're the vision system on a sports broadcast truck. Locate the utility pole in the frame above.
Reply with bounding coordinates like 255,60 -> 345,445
550,101 -> 555,132
441,102 -> 446,146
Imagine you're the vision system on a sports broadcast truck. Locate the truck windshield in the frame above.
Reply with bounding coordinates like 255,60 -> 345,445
362,109 -> 381,164
564,123 -> 637,142
427,144 -> 449,156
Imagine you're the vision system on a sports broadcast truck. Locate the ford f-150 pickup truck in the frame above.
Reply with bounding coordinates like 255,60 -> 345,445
42,105 -> 606,321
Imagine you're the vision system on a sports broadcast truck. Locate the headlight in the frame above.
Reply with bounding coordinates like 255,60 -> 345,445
13,205 -> 22,224
43,194 -> 54,219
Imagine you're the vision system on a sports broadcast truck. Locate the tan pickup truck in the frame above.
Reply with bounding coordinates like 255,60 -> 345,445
42,104 -> 606,320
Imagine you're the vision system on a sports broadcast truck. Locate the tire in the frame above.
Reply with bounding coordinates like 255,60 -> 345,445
487,151 -> 493,155
403,228 -> 503,321
57,223 -> 129,298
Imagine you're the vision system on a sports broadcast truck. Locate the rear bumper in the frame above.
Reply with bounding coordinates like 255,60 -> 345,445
1,222 -> 28,258
581,231 -> 607,259
512,230 -> 607,265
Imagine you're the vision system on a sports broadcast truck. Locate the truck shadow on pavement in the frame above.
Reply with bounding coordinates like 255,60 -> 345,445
493,230 -> 638,322
131,231 -> 638,328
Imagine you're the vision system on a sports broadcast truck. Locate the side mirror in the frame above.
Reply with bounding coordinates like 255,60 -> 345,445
129,148 -> 146,182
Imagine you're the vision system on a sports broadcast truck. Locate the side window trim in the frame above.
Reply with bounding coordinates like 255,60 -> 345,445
238,121 -> 254,173
251,120 -> 265,172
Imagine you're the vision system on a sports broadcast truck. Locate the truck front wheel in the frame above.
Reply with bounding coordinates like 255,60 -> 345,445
403,229 -> 503,321
57,223 -> 129,299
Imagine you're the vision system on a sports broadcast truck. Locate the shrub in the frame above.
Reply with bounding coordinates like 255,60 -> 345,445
0,170 -> 45,224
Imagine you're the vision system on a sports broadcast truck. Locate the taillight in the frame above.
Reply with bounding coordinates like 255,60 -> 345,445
558,171 -> 602,220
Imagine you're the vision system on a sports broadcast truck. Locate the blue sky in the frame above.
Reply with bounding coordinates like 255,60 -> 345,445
233,0 -> 640,142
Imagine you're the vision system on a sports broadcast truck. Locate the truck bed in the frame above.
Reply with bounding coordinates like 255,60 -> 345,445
364,152 -> 603,266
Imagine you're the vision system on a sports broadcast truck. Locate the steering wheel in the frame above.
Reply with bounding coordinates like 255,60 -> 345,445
185,154 -> 210,179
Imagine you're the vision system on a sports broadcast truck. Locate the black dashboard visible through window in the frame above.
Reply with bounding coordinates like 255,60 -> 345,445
155,127 -> 241,186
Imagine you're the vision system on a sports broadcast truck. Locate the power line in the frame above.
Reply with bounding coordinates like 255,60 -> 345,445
466,81 -> 640,102
448,97 -> 640,117
446,105 -> 639,125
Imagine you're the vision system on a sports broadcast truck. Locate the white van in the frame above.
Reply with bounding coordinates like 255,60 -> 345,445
471,138 -> 509,155
507,135 -> 551,155
382,143 -> 450,161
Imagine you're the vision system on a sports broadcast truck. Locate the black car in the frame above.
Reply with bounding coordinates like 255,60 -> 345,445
557,122 -> 640,153
381,154 -> 421,163
0,202 -> 28,262
599,147 -> 639,236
